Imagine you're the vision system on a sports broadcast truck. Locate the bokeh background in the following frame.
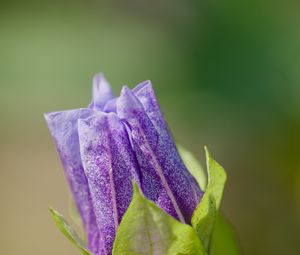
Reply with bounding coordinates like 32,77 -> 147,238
1,0 -> 300,254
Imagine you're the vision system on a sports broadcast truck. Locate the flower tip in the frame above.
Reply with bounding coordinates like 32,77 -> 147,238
44,111 -> 57,127
132,80 -> 153,93
44,111 -> 52,120
92,73 -> 111,92
117,85 -> 145,119
120,84 -> 130,94
44,112 -> 50,121
93,73 -> 105,86
92,73 -> 114,110
120,85 -> 139,104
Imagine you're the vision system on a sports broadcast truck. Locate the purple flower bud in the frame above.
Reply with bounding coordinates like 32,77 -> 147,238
45,74 -> 204,255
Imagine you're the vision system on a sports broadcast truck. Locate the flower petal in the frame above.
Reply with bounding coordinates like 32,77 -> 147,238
133,80 -> 166,129
134,81 -> 204,214
78,112 -> 140,254
103,98 -> 117,113
117,86 -> 203,224
90,73 -> 115,110
44,109 -> 101,254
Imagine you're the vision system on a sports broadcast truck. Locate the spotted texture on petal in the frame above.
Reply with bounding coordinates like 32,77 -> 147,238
44,109 -> 101,254
135,81 -> 204,206
117,86 -> 203,224
78,112 -> 140,255
116,87 -> 181,221
134,81 -> 204,218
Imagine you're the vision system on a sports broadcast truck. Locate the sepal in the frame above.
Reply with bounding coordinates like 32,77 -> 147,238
113,182 -> 207,255
210,214 -> 241,255
49,207 -> 93,255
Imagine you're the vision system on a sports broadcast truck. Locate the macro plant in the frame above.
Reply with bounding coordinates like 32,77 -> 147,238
45,74 -> 240,255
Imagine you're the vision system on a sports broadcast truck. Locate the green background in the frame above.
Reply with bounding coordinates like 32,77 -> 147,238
0,0 -> 299,254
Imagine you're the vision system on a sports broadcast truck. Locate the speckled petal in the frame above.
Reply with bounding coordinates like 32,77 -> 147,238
78,112 -> 140,255
133,80 -> 166,129
117,86 -> 203,224
44,109 -> 101,254
90,74 -> 115,110
134,81 -> 204,213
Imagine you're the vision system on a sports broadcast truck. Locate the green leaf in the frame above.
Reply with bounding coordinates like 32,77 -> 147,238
210,214 -> 241,255
191,147 -> 227,251
204,147 -> 227,210
113,182 -> 207,255
191,193 -> 217,250
177,144 -> 207,190
49,207 -> 93,255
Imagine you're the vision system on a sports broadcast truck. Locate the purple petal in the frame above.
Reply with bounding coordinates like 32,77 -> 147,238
78,112 -> 140,255
103,98 -> 117,113
90,74 -> 115,110
117,86 -> 203,224
133,80 -> 166,129
134,81 -> 204,212
44,109 -> 101,254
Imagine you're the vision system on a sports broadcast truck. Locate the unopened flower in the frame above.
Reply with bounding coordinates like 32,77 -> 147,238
45,74 -> 204,254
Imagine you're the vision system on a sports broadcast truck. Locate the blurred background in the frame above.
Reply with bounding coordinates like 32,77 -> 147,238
0,0 -> 300,254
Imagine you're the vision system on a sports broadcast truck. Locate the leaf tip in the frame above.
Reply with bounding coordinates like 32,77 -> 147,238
132,180 -> 141,197
204,146 -> 227,182
49,207 -> 58,219
204,145 -> 211,161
